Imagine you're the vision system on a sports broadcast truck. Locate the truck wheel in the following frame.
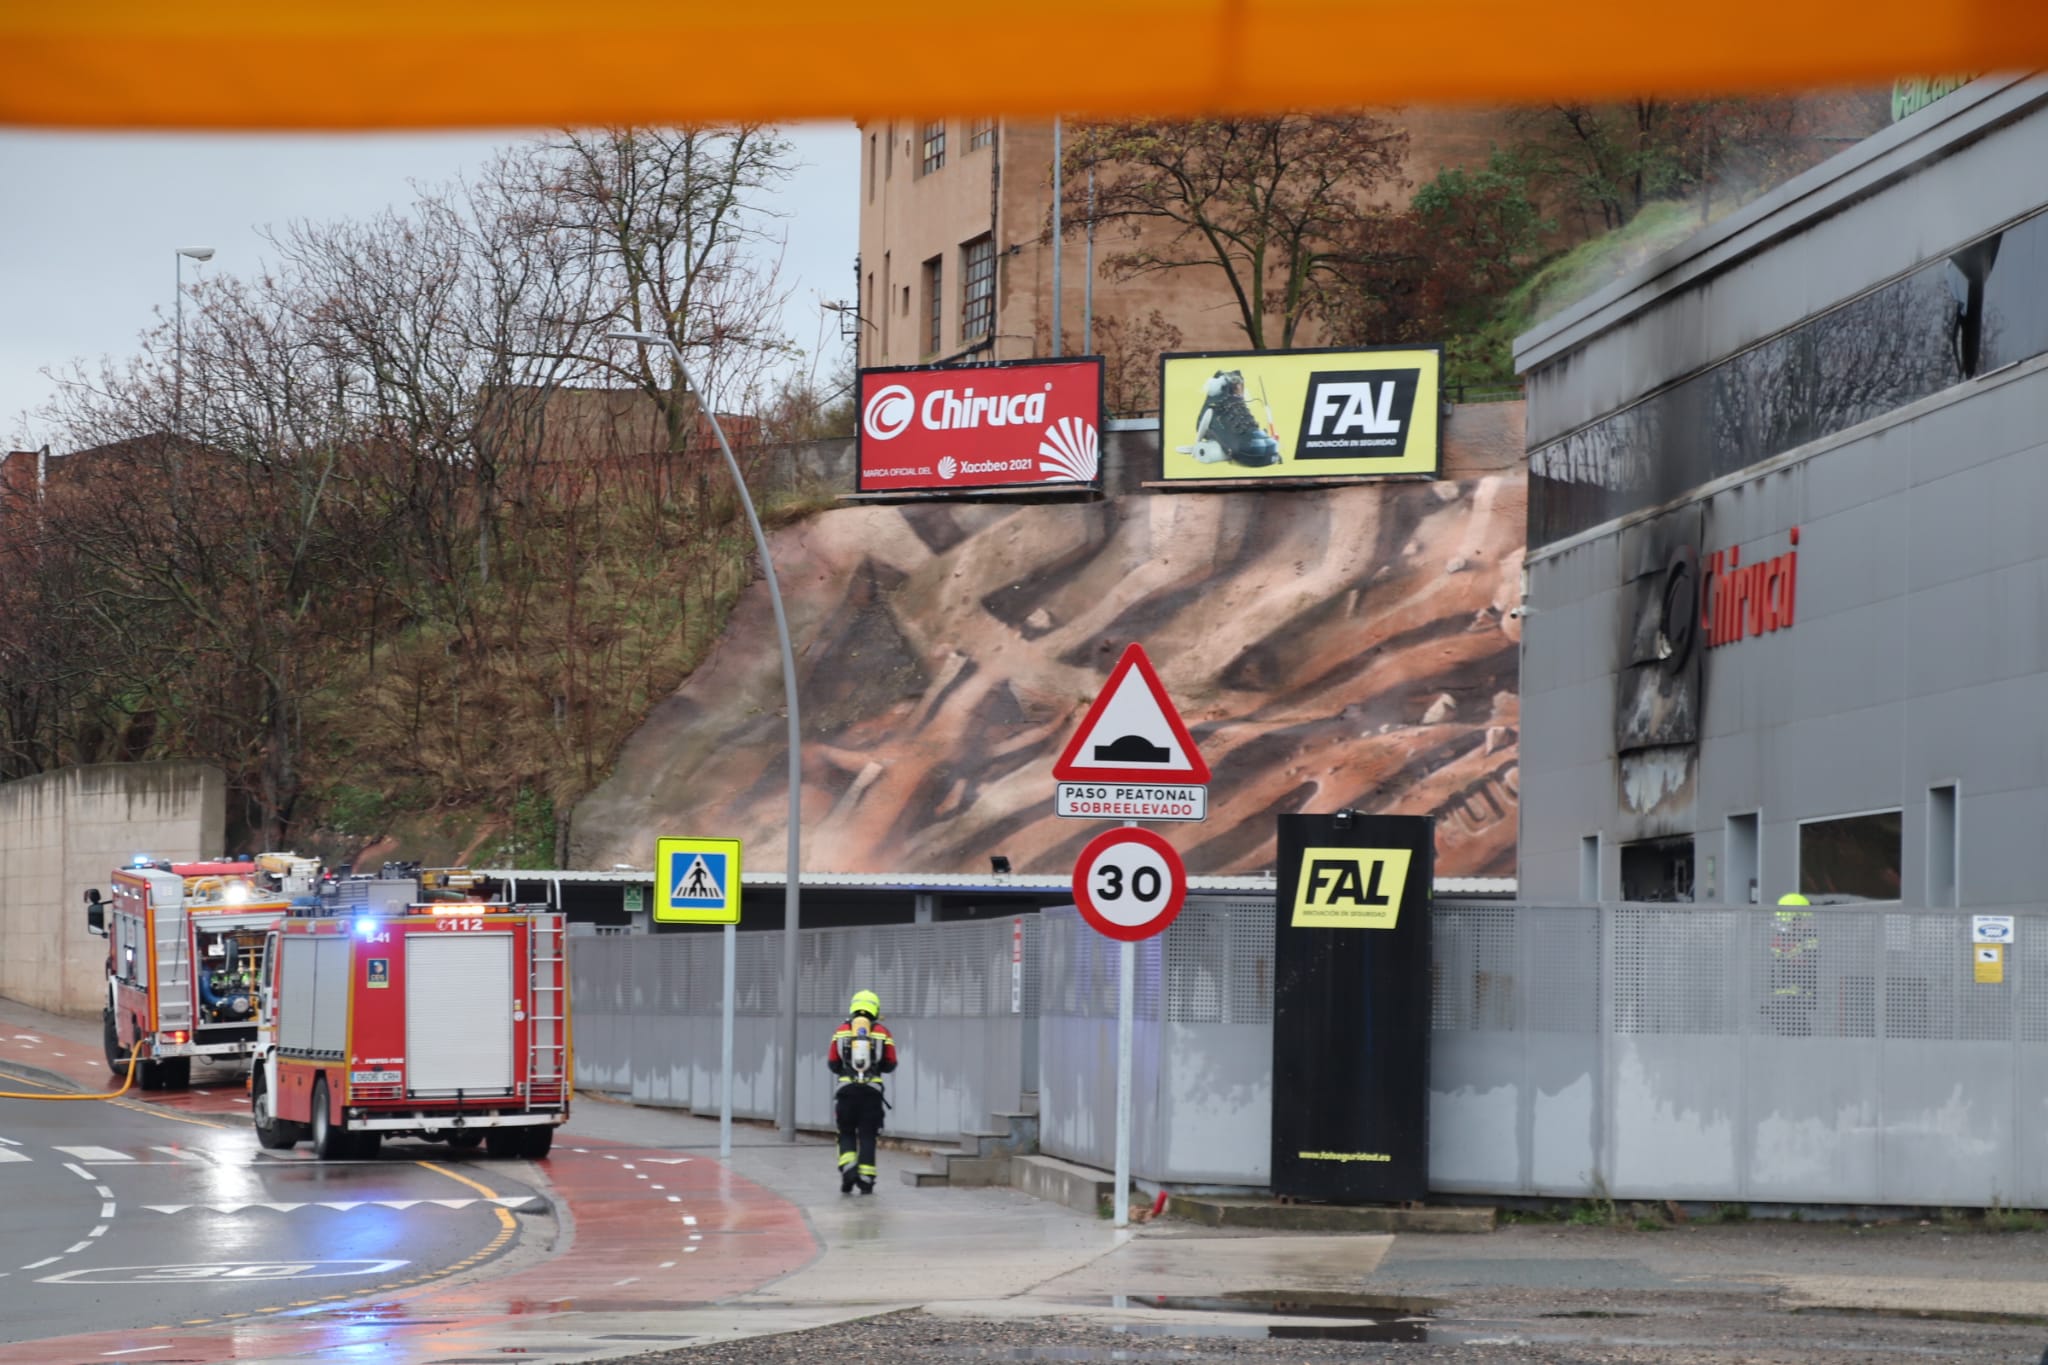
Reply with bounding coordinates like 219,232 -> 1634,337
516,1126 -> 555,1160
251,1072 -> 298,1151
446,1132 -> 483,1151
102,1009 -> 129,1082
484,1129 -> 520,1159
310,1079 -> 351,1161
351,1131 -> 383,1160
156,1057 -> 192,1091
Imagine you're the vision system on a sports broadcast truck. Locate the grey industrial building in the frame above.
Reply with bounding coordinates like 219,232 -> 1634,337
1516,74 -> 2048,910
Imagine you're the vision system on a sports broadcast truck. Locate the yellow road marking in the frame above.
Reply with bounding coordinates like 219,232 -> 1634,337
0,1069 -> 230,1129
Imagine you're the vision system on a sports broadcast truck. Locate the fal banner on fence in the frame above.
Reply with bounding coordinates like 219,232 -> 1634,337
1271,810 -> 1434,1203
1158,346 -> 1441,483
857,358 -> 1105,494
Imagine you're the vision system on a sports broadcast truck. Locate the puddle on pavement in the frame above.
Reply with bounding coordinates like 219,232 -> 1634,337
1060,1293 -> 1439,1344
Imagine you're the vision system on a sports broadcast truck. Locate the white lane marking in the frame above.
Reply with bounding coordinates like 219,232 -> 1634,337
10,1035 -> 36,1042
145,1197 -> 534,1215
683,1215 -> 697,1225
50,1052 -> 65,1058
612,1276 -> 640,1286
683,1246 -> 698,1254
65,1241 -> 91,1254
659,1260 -> 676,1268
571,1147 -> 589,1154
651,1184 -> 664,1191
103,1347 -> 175,1357
55,1148 -> 131,1163
0,1148 -> 31,1164
192,1090 -> 210,1096
665,1196 -> 680,1203
150,1146 -> 209,1163
622,1163 -> 636,1170
688,1234 -> 702,1241
644,1157 -> 691,1164
100,1202 -> 116,1219
0,1135 -> 22,1145
21,1257 -> 59,1269
64,1164 -> 96,1180
95,1185 -> 114,1199
602,1154 -> 618,1162
90,1225 -> 109,1237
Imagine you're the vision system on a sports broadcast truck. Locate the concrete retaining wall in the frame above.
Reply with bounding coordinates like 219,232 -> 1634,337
0,764 -> 225,1017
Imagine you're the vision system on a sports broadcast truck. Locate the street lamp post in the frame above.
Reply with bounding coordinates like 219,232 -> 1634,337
614,330 -> 804,1143
174,246 -> 215,430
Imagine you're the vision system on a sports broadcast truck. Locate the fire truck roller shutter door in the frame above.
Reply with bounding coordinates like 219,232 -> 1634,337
406,933 -> 516,1096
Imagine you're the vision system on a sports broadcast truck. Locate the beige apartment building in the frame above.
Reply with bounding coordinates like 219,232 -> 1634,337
855,113 -> 1520,413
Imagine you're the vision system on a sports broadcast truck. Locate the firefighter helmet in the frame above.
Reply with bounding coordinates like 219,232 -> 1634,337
850,989 -> 881,1020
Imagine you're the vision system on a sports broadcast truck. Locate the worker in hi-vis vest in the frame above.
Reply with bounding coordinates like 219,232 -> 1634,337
826,989 -> 898,1194
1768,893 -> 1819,1035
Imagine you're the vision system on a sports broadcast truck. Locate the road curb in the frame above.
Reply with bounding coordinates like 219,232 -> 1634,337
1166,1194 -> 1496,1233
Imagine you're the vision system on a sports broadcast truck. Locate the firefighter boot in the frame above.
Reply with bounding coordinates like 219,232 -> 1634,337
838,1150 -> 859,1194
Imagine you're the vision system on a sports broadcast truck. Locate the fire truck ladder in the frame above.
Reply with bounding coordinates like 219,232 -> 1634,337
155,905 -> 193,1035
527,915 -> 567,1107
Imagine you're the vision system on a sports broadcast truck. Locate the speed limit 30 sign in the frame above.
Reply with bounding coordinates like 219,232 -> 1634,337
1073,827 -> 1188,942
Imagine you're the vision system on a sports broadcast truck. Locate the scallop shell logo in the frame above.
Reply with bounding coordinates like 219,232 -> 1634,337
862,384 -> 916,441
1037,417 -> 1100,482
937,456 -> 958,481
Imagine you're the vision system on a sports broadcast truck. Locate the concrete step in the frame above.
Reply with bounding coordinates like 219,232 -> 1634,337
1015,1091 -> 1040,1117
900,1168 -> 950,1188
934,1153 -> 1012,1186
1012,1153 -> 1115,1216
1167,1195 -> 1496,1234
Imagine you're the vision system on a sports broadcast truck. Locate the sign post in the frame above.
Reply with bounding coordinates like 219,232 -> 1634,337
656,836 -> 743,1159
1072,826 -> 1187,1228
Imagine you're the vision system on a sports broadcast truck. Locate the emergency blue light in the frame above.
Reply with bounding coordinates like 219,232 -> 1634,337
132,853 -> 153,867
355,918 -> 379,938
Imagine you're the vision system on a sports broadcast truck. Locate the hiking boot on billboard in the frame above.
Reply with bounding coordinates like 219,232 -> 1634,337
1178,369 -> 1281,467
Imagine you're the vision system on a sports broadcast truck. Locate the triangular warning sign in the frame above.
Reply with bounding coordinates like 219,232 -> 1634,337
1052,643 -> 1210,783
673,855 -> 725,904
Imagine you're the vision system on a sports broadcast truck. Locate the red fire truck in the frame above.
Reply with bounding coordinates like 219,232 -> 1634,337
87,859 -> 294,1089
250,902 -> 570,1159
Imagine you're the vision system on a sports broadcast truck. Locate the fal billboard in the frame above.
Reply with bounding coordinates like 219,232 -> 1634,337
857,358 -> 1105,495
1158,346 -> 1442,483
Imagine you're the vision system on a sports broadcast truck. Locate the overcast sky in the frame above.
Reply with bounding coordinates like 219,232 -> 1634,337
0,123 -> 859,452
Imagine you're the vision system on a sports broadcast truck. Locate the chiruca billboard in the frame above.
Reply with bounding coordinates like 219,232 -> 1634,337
856,358 -> 1104,495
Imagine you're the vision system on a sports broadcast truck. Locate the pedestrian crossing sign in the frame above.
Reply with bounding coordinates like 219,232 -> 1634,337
655,837 -> 742,924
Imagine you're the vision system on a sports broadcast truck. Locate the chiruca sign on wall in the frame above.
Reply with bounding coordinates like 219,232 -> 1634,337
1702,528 -> 1798,648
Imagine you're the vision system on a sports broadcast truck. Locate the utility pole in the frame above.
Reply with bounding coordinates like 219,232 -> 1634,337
1050,118 -> 1063,356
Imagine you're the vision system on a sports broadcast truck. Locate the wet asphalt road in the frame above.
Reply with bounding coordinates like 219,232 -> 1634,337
0,1066 -> 543,1345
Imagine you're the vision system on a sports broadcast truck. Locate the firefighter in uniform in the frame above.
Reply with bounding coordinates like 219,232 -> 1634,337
1767,893 -> 1819,1035
827,989 -> 897,1194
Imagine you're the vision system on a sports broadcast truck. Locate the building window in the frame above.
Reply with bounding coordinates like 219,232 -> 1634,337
923,256 -> 942,355
1620,836 -> 1693,903
968,118 -> 995,152
863,271 -> 874,365
961,236 -> 995,343
921,121 -> 946,175
1799,810 -> 1903,902
868,132 -> 877,202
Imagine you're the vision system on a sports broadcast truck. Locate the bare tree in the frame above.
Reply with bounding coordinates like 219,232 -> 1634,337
1063,115 -> 1410,350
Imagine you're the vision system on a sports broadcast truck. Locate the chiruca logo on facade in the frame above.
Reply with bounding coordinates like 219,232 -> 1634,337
1702,528 -> 1798,648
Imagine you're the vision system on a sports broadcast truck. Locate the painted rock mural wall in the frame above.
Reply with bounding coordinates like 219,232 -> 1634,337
572,404 -> 1526,877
